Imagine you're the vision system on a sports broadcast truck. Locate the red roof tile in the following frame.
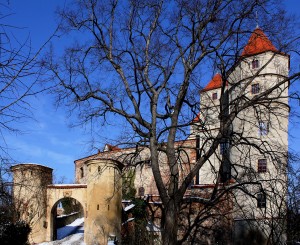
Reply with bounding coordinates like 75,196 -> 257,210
192,112 -> 201,122
201,73 -> 223,92
104,144 -> 121,152
241,28 -> 277,56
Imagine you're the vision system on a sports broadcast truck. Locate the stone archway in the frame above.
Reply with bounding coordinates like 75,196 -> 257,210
46,184 -> 87,241
50,197 -> 84,241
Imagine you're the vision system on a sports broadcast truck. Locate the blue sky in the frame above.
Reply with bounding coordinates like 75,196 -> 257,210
2,0 -> 300,183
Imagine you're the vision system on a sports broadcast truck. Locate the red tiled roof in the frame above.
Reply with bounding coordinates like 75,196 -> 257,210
201,73 -> 223,92
104,144 -> 121,151
241,28 -> 277,56
192,112 -> 201,122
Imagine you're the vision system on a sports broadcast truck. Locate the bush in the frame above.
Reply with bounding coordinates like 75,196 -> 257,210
0,220 -> 31,245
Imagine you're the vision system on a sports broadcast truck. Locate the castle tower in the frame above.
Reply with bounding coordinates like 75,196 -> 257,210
190,27 -> 289,243
11,163 -> 53,243
84,159 -> 123,245
228,28 -> 289,243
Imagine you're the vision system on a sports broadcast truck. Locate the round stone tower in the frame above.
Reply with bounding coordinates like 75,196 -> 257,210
85,159 -> 123,245
11,163 -> 53,243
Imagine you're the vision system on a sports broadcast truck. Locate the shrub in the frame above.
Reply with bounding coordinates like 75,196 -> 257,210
0,220 -> 31,245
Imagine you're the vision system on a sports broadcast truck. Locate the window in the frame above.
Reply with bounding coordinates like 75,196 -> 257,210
138,187 -> 145,196
212,92 -> 218,100
259,121 -> 269,136
258,159 -> 267,173
252,59 -> 259,69
144,160 -> 151,167
257,192 -> 266,208
220,141 -> 229,155
251,83 -> 260,94
80,167 -> 84,178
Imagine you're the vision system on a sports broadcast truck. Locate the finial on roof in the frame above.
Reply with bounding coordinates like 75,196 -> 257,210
255,11 -> 259,29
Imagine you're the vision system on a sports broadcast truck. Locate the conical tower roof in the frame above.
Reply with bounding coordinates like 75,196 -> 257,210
241,28 -> 277,56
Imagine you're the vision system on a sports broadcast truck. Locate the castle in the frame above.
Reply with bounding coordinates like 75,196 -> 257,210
11,27 -> 289,244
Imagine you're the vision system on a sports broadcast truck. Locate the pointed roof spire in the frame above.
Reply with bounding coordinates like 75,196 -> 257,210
241,28 -> 277,57
201,73 -> 223,92
255,11 -> 259,29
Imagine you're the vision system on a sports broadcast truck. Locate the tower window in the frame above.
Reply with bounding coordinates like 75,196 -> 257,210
258,121 -> 269,136
80,167 -> 84,178
251,83 -> 260,94
257,192 -> 266,208
212,92 -> 218,100
220,141 -> 229,155
138,187 -> 145,196
258,159 -> 267,173
252,59 -> 259,69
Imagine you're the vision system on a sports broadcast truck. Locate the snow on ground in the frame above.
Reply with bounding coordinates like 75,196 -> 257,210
38,218 -> 85,245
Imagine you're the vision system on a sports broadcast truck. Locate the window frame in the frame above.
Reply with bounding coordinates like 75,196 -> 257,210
138,187 -> 145,196
252,59 -> 259,69
258,121 -> 269,136
257,158 -> 267,173
220,141 -> 229,155
257,192 -> 266,208
251,83 -> 260,94
80,167 -> 84,178
212,92 -> 218,100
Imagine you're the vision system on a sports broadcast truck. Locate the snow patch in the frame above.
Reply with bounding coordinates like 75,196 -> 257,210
37,218 -> 85,245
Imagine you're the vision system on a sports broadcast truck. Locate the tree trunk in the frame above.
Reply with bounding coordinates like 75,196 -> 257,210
162,200 -> 178,245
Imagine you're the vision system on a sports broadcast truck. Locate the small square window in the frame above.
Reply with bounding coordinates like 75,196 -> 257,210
258,159 -> 267,173
259,121 -> 269,136
252,59 -> 259,69
257,192 -> 266,208
251,83 -> 260,94
212,92 -> 218,100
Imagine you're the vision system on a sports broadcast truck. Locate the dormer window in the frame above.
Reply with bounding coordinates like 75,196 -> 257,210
251,83 -> 260,94
252,59 -> 259,69
212,92 -> 218,100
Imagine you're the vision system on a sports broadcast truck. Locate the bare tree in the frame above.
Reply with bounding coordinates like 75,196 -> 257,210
287,153 -> 300,244
0,5 -> 44,159
44,0 -> 300,244
0,2 -> 51,229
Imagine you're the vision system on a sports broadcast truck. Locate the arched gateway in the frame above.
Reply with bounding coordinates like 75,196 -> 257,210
11,159 -> 122,245
47,184 -> 87,241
